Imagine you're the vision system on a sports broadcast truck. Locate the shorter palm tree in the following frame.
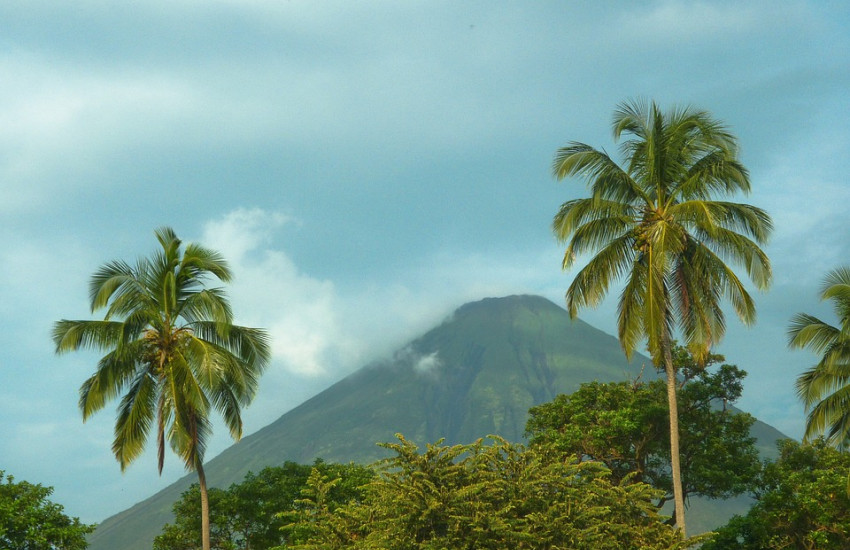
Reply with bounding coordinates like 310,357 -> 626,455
789,267 -> 850,448
53,227 -> 271,550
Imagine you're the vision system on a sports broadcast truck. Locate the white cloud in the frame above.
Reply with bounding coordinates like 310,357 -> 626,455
200,208 -> 290,263
198,209 -> 570,381
414,351 -> 441,375
200,208 -> 362,377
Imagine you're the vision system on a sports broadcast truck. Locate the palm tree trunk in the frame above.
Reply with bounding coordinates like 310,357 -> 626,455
197,461 -> 211,550
662,342 -> 687,537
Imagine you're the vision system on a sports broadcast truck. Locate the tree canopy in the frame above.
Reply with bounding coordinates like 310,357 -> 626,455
526,347 -> 761,508
281,435 -> 700,550
704,438 -> 850,549
0,471 -> 94,550
154,462 -> 372,550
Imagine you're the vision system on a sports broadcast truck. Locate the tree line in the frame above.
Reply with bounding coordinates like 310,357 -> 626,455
6,365 -> 849,548
149,349 -> 849,548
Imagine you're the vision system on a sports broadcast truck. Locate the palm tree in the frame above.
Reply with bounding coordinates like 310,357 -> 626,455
551,99 -> 772,535
789,267 -> 850,448
53,227 -> 271,550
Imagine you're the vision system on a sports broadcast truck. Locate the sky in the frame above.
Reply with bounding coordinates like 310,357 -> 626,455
1,0 -> 848,525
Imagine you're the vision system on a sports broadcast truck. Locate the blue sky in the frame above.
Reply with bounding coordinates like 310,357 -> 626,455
1,1 -> 848,524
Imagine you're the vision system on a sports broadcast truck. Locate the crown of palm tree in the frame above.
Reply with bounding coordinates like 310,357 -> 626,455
53,227 -> 271,472
552,99 -> 772,365
789,267 -> 850,448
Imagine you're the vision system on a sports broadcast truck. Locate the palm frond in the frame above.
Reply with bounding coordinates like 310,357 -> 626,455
788,313 -> 839,353
227,325 -> 271,372
561,218 -> 634,262
551,143 -> 599,179
552,144 -> 647,205
795,365 -> 823,410
611,98 -> 650,142
677,201 -> 772,246
679,152 -> 750,199
822,266 -> 850,291
155,226 -> 181,252
182,243 -> 232,283
796,360 -> 850,404
193,322 -> 271,371
565,236 -> 636,316
184,336 -> 225,391
670,246 -> 725,360
170,408 -> 212,470
803,383 -> 850,445
105,288 -> 156,324
694,230 -> 771,293
642,248 -> 673,364
113,369 -> 157,471
78,343 -> 145,420
552,198 -> 634,243
617,258 -> 647,359
179,288 -> 233,327
53,320 -> 130,354
647,217 -> 688,258
820,267 -> 850,325
169,351 -> 209,416
89,260 -> 140,313
214,353 -> 253,404
207,382 -> 244,440
691,241 -> 757,326
791,267 -> 850,449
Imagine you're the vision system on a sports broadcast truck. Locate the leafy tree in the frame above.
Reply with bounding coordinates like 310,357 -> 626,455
154,462 -> 373,550
53,227 -> 271,550
551,99 -> 772,534
526,347 -> 761,511
703,439 -> 850,549
154,485 -> 233,550
0,470 -> 94,550
789,267 -> 850,447
282,435 -> 702,549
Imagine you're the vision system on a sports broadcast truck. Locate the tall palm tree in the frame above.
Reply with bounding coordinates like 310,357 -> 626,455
789,267 -> 850,449
53,227 -> 271,550
551,100 -> 772,535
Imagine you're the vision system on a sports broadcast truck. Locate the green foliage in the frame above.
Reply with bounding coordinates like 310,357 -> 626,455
789,267 -> 850,447
153,486 -> 230,550
53,227 -> 271,550
0,471 -> 94,550
154,462 -> 372,550
526,348 -> 761,506
281,435 -> 702,549
704,439 -> 850,549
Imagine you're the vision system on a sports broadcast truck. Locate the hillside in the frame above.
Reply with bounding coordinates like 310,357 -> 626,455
87,295 -> 788,550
